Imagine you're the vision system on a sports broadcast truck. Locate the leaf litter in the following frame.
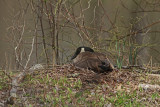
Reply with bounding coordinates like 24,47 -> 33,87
0,64 -> 160,106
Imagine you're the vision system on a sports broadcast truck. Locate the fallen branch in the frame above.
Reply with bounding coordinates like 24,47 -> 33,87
138,83 -> 160,91
6,36 -> 36,105
6,64 -> 44,105
114,65 -> 145,70
148,74 -> 160,78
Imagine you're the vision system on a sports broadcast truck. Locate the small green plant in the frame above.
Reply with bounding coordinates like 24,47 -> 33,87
151,92 -> 160,100
115,40 -> 125,69
109,91 -> 142,107
0,71 -> 10,90
129,44 -> 138,65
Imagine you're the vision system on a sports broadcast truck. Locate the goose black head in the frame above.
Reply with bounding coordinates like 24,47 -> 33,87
71,46 -> 94,60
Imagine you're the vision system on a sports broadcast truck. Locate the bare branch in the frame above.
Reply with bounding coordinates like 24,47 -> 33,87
24,36 -> 35,69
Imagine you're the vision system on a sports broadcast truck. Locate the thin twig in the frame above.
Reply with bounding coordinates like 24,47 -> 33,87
24,36 -> 35,69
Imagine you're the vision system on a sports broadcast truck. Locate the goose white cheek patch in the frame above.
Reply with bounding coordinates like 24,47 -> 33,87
80,48 -> 85,53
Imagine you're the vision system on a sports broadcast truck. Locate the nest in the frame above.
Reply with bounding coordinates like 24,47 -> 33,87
41,64 -> 139,89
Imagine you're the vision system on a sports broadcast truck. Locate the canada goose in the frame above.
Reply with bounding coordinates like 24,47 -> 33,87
71,46 -> 114,73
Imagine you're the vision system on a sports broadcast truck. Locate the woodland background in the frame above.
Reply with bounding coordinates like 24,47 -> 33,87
0,0 -> 160,70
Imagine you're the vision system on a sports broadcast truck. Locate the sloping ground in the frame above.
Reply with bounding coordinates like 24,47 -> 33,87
0,65 -> 160,106
0,71 -> 11,106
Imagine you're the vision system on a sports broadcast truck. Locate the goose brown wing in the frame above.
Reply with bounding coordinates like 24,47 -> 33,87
73,58 -> 100,71
92,52 -> 114,71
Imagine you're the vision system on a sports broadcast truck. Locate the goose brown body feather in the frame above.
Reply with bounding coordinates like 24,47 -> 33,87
72,51 -> 114,73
